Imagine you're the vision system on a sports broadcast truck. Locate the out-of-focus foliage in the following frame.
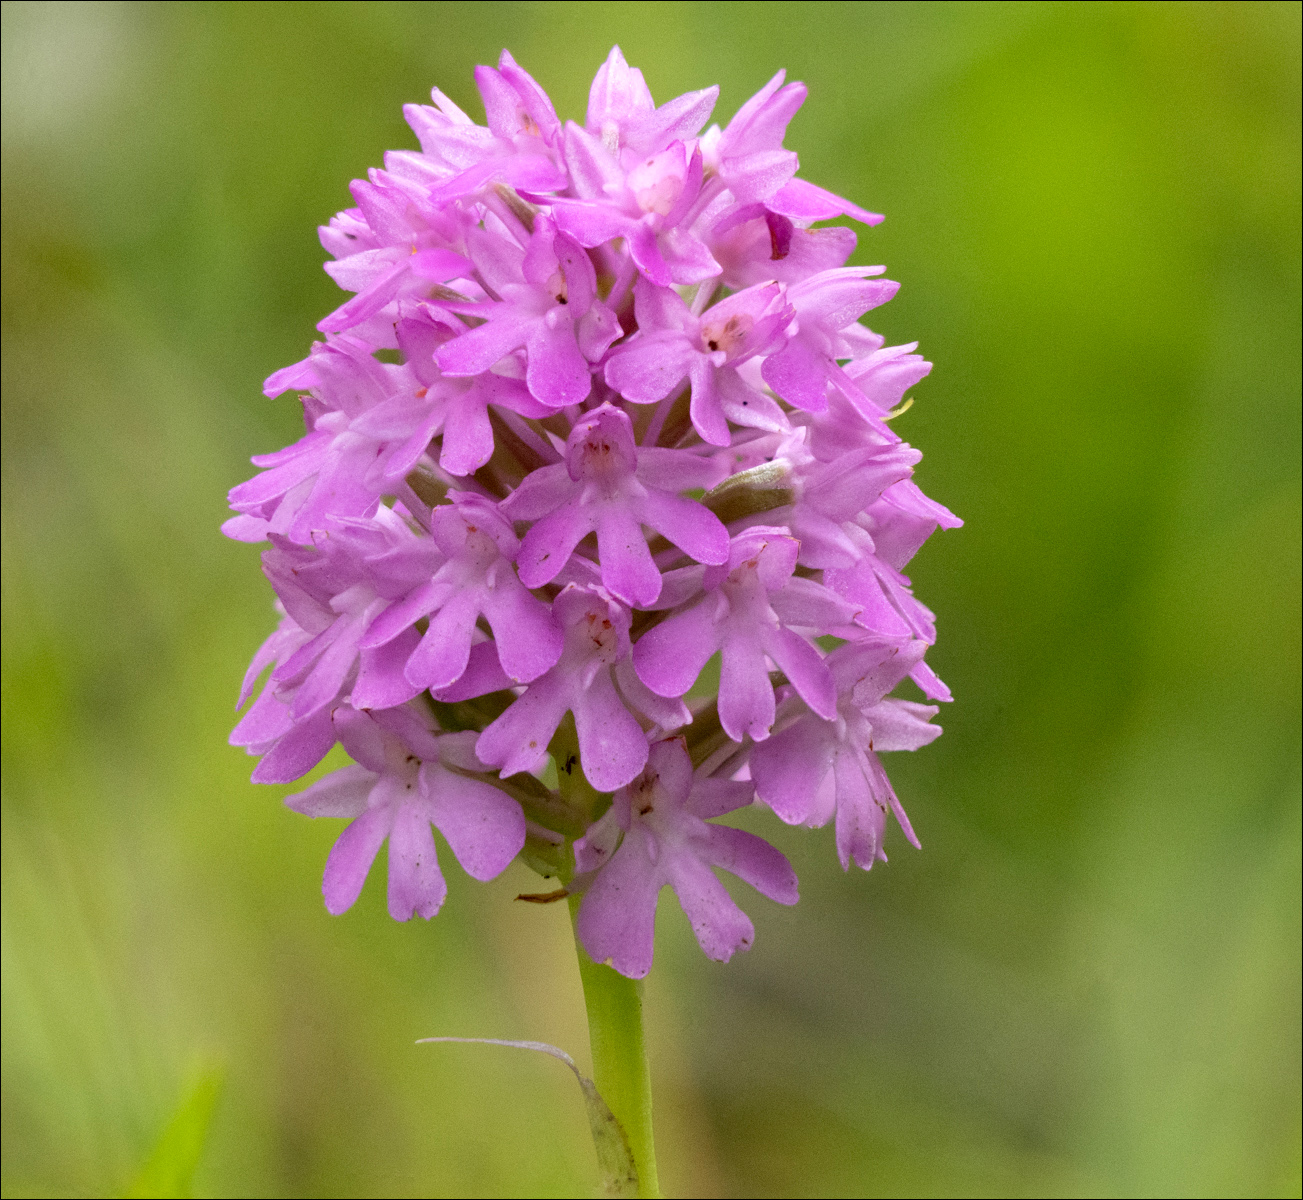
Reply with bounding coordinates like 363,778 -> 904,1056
2,2 -> 1298,1196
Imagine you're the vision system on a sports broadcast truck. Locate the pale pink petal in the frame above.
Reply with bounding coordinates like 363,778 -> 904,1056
424,764 -> 525,881
475,672 -> 574,778
285,764 -> 375,818
386,801 -> 447,920
750,715 -> 836,824
704,824 -> 799,905
575,828 -> 662,979
665,852 -> 755,963
596,504 -> 662,607
865,699 -> 941,752
322,804 -> 393,914
573,669 -> 649,792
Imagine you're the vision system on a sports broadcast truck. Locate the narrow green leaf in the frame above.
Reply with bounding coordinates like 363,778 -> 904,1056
418,1037 -> 638,1198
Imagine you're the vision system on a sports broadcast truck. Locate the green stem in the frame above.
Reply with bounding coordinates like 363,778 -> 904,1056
569,894 -> 661,1199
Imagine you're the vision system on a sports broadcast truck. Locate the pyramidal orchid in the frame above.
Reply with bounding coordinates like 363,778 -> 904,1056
227,46 -> 959,1196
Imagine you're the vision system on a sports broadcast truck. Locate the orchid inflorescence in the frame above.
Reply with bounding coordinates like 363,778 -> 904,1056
227,47 -> 959,980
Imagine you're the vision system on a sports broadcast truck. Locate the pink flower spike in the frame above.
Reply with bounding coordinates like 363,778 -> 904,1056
504,404 -> 729,606
574,738 -> 797,978
229,45 -> 959,960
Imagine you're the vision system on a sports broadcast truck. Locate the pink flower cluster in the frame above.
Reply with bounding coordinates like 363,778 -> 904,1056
228,48 -> 959,979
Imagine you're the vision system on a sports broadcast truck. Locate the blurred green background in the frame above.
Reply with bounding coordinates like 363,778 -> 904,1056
2,2 -> 1299,1196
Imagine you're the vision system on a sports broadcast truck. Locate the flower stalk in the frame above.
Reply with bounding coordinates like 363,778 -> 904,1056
570,893 -> 660,1198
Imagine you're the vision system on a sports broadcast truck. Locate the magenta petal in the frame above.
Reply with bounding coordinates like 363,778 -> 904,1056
910,659 -> 952,702
634,491 -> 729,566
575,829 -> 662,979
502,462 -> 576,520
868,751 -> 921,849
386,801 -> 446,920
287,619 -> 362,720
751,716 -> 836,824
404,592 -> 479,690
596,504 -> 661,607
573,669 -> 649,792
424,763 -> 525,880
437,316 -> 531,377
665,852 -> 755,964
604,332 -> 694,405
551,199 -> 632,248
251,707 -> 336,783
636,446 -> 728,493
525,320 -> 592,407
761,338 -> 829,412
769,177 -> 883,226
231,683 -> 293,748
687,776 -> 753,819
718,636 -> 776,742
688,362 -> 731,447
764,626 -> 837,720
481,579 -> 564,683
432,640 -> 513,701
614,658 -> 691,730
439,386 -> 495,476
322,804 -> 392,914
359,579 -> 446,650
516,503 -> 594,588
333,707 -> 391,774
705,824 -> 799,905
627,223 -> 672,287
632,600 -> 721,698
352,627 -> 422,710
475,672 -> 572,778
